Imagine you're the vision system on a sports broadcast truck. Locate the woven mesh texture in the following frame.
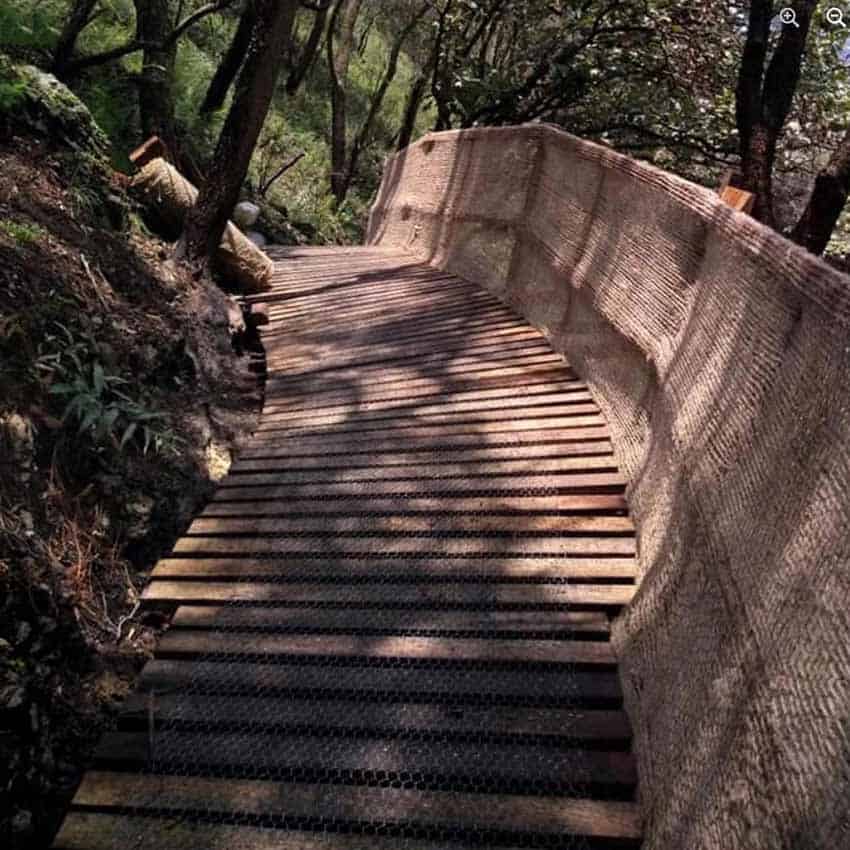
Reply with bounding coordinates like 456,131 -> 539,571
53,246 -> 641,849
368,125 -> 850,850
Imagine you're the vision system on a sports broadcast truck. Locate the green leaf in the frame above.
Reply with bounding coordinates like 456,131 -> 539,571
92,362 -> 105,395
79,407 -> 100,434
119,422 -> 137,450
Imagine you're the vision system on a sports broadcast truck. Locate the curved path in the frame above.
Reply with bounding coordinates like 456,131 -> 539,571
54,247 -> 642,849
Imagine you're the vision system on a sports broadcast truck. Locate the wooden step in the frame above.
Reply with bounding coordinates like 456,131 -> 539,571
92,730 -> 637,793
143,580 -> 637,607
168,604 -> 613,634
152,556 -> 638,581
202,494 -> 628,515
230,441 -> 616,470
155,630 -> 616,666
210,471 -> 626,501
186,513 -> 634,535
83,772 -> 643,837
119,692 -> 629,741
138,659 -> 623,706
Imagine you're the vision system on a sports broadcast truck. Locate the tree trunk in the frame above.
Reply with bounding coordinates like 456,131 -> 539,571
734,0 -> 816,225
285,1 -> 330,94
134,0 -> 178,155
430,0 -> 453,131
741,122 -> 778,227
200,3 -> 257,113
341,4 -> 426,201
51,0 -> 98,78
327,0 -> 363,204
792,130 -> 850,255
397,71 -> 427,151
183,0 -> 298,264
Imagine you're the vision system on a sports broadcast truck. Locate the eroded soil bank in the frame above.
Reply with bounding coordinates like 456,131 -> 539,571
0,98 -> 264,846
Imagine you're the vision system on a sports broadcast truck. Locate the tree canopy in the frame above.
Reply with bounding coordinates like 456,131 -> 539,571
3,0 -> 850,256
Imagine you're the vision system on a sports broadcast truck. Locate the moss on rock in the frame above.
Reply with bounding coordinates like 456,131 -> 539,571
0,56 -> 109,161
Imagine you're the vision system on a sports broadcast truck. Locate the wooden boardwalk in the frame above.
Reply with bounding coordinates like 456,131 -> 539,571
54,247 -> 642,849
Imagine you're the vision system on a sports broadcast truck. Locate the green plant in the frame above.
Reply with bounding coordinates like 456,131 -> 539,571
0,75 -> 26,113
0,218 -> 44,245
36,323 -> 181,456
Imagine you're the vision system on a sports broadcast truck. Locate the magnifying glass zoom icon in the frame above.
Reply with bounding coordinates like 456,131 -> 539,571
827,7 -> 847,26
780,7 -> 800,27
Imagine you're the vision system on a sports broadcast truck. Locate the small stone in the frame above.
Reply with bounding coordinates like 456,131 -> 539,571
15,621 -> 31,645
11,809 -> 33,836
246,230 -> 268,248
3,686 -> 26,710
205,440 -> 232,482
233,201 -> 261,229
125,494 -> 155,540
19,510 -> 34,536
38,617 -> 57,634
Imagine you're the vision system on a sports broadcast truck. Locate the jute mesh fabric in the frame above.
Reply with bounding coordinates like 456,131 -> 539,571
368,125 -> 850,850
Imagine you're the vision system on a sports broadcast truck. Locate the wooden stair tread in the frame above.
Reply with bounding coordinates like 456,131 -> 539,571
119,692 -> 629,740
67,772 -> 642,839
152,555 -> 637,580
138,659 -> 623,704
142,579 -> 637,607
169,604 -> 613,633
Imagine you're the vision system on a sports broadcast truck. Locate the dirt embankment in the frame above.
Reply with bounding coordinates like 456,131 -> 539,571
0,74 -> 264,848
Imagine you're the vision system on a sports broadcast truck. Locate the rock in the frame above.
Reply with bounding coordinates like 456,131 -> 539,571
247,230 -> 268,248
1,412 -> 35,476
38,617 -> 57,634
19,510 -> 34,536
15,621 -> 31,645
2,686 -> 27,710
0,57 -> 110,160
11,809 -> 33,837
233,201 -> 261,229
205,440 -> 232,482
225,297 -> 247,336
125,494 -> 155,540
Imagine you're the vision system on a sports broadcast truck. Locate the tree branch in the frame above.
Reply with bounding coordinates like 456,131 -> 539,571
166,0 -> 235,47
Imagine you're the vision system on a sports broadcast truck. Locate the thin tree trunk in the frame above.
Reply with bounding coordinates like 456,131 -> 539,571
183,0 -> 298,264
340,4 -> 427,201
397,71 -> 427,151
327,0 -> 363,204
52,0 -> 98,78
735,0 -> 816,225
200,2 -> 257,113
792,130 -> 850,255
134,0 -> 178,155
285,0 -> 330,94
431,0 -> 453,131
741,123 -> 778,226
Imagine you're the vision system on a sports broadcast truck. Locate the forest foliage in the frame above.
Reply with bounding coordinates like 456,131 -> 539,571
2,0 -> 850,254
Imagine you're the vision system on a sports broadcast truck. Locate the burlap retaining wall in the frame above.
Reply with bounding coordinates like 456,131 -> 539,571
368,125 -> 850,850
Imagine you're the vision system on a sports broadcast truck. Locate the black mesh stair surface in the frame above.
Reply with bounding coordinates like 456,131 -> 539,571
53,246 -> 642,850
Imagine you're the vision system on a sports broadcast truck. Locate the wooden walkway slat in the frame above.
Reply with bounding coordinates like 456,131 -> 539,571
151,556 -> 638,580
137,659 -> 624,704
70,773 -> 642,838
54,247 -> 642,849
118,693 -> 628,739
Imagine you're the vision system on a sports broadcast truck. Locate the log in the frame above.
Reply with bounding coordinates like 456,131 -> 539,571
130,157 -> 273,294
